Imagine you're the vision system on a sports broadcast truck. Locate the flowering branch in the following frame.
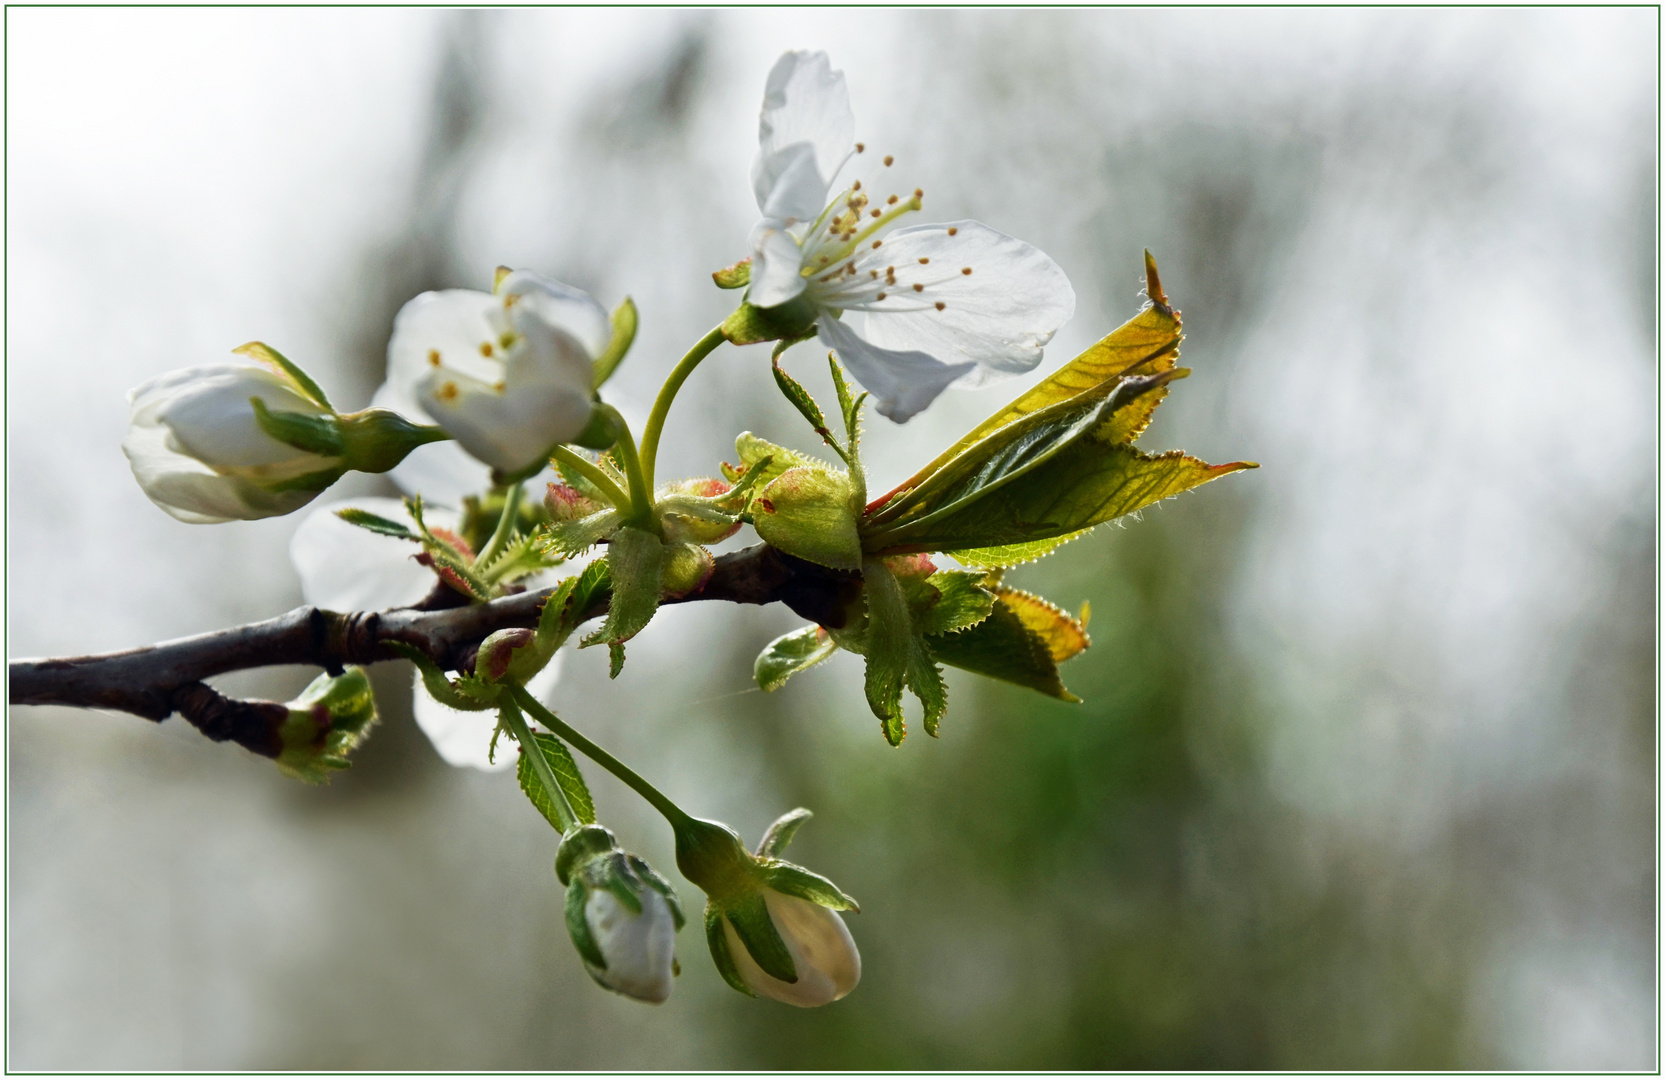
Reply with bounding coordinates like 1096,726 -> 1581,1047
7,543 -> 860,751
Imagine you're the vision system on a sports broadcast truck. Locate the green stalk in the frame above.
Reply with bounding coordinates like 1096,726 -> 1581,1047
550,445 -> 632,510
472,481 -> 522,570
508,684 -> 691,831
639,325 -> 727,491
498,695 -> 578,833
593,404 -> 654,527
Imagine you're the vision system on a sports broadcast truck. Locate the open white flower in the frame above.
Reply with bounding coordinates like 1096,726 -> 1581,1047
720,887 -> 861,1008
289,496 -> 562,772
746,51 -> 1076,423
375,271 -> 605,476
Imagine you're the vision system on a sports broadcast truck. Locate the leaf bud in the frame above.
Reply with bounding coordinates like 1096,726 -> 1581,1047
274,667 -> 379,784
474,627 -> 553,686
556,825 -> 685,1004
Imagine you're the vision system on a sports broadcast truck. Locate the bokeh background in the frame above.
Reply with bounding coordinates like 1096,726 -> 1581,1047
7,8 -> 1656,1070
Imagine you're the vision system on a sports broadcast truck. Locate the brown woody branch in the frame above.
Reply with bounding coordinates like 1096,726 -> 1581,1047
8,544 -> 860,756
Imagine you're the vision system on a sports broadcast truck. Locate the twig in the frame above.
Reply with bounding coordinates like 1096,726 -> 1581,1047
7,544 -> 861,757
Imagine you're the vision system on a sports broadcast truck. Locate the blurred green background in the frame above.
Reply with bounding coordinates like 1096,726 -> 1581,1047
7,9 -> 1656,1069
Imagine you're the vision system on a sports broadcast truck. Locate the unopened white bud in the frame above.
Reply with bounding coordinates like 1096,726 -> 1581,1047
584,886 -> 678,1004
721,887 -> 860,1007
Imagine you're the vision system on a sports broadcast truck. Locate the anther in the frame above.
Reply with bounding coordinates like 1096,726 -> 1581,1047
913,283 -> 924,292
479,342 -> 493,357
494,381 -> 506,392
856,142 -> 865,153
438,381 -> 459,401
876,291 -> 887,300
935,301 -> 946,311
853,179 -> 862,190
918,257 -> 930,264
914,188 -> 923,198
962,267 -> 973,275
871,240 -> 882,249
870,209 -> 881,218
870,270 -> 879,278
883,155 -> 894,166
887,194 -> 898,205
947,227 -> 958,236
427,349 -> 442,367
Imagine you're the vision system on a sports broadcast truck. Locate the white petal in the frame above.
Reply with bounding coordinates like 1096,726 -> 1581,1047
411,654 -> 562,772
585,888 -> 676,1004
858,221 -> 1076,387
290,497 -> 458,612
752,143 -> 830,226
754,51 -> 853,210
722,889 -> 860,1008
749,222 -> 810,308
386,289 -> 502,404
139,365 -> 327,471
122,415 -> 315,522
497,271 -> 611,360
418,367 -> 592,473
816,314 -> 973,424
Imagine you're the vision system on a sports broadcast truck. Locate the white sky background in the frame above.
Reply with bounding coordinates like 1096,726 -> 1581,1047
6,8 -> 1656,1069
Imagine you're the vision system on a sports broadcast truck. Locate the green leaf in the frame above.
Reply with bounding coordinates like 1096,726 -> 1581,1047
869,254 -> 1182,512
517,730 -> 596,828
771,350 -> 829,439
566,558 -> 613,623
584,526 -> 663,648
754,625 -> 839,692
993,586 -> 1090,662
712,257 -> 752,289
926,598 -> 1077,702
540,508 -> 621,558
762,862 -> 859,912
591,296 -> 638,390
751,466 -> 863,571
829,354 -> 856,437
908,644 -> 948,737
949,530 -> 1090,569
480,532 -> 563,586
756,808 -> 813,858
912,571 -> 996,636
234,340 -> 333,410
705,905 -> 755,996
860,558 -> 912,746
880,440 -> 1258,558
334,507 -> 417,541
723,893 -> 798,983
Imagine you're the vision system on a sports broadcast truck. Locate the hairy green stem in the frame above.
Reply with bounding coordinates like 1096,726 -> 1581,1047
550,445 -> 632,510
639,324 -> 727,491
508,684 -> 691,830
499,694 -> 578,832
473,481 -> 523,569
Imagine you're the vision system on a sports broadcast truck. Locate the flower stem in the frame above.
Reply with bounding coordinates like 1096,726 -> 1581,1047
498,694 -> 578,833
550,445 -> 632,510
639,325 -> 727,491
508,684 -> 692,831
473,481 -> 523,570
593,404 -> 654,528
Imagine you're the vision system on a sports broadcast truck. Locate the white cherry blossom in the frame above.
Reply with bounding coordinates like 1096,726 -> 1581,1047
375,270 -> 604,477
747,51 -> 1075,422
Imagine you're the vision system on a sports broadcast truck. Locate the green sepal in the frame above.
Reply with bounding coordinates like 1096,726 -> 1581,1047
260,464 -> 349,495
235,340 -> 332,410
479,532 -> 563,587
335,506 -> 417,540
752,466 -> 863,571
591,296 -> 639,390
516,729 -> 597,830
583,526 -> 662,649
556,450 -> 628,504
337,407 -> 450,473
705,905 -> 755,996
571,408 -> 621,451
756,807 -> 813,858
566,558 -> 613,624
555,824 -> 619,885
720,294 -> 818,345
384,641 -> 497,710
711,257 -> 751,289
771,348 -> 851,465
541,508 -> 623,559
754,625 -> 839,692
724,891 -> 797,983
626,853 -> 687,930
761,862 -> 859,913
908,644 -> 948,738
828,354 -> 857,438
249,397 -> 344,457
608,642 -> 626,679
567,878 -> 609,970
926,597 -> 1078,702
720,432 -> 820,492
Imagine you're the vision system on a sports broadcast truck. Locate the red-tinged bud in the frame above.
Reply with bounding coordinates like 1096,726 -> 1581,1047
476,627 -> 539,684
546,482 -> 602,522
883,553 -> 936,579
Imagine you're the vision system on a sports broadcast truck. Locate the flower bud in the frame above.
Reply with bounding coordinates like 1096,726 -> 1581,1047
123,363 -> 346,523
274,667 -> 379,783
473,627 -> 555,686
677,809 -> 861,1007
556,825 -> 684,1004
